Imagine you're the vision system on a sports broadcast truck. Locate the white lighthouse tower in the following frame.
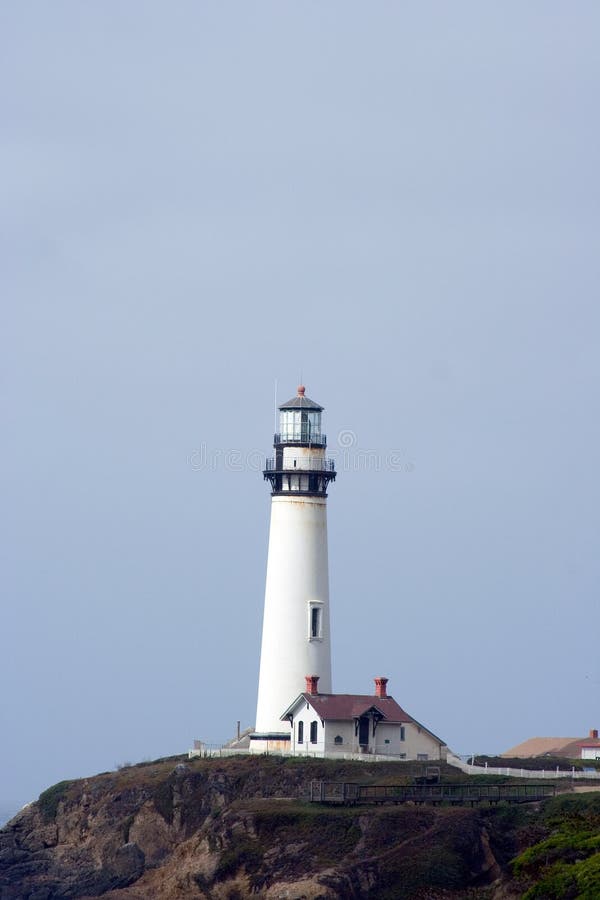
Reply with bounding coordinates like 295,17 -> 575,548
250,386 -> 336,752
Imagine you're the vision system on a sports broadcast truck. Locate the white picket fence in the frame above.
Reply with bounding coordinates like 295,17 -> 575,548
187,743 -> 600,778
189,745 -> 412,763
446,752 -> 600,780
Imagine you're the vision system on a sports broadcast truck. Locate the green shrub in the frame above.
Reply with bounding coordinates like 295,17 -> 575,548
542,793 -> 600,822
522,855 -> 600,900
513,799 -> 600,899
514,829 -> 600,874
575,852 -> 600,898
37,780 -> 74,822
522,862 -> 577,899
214,839 -> 263,881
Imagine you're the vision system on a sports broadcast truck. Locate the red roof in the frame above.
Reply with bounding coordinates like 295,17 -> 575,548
288,692 -> 414,724
503,736 -> 600,758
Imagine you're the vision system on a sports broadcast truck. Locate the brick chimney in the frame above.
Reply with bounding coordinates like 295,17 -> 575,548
374,677 -> 389,699
590,729 -> 599,739
305,675 -> 320,695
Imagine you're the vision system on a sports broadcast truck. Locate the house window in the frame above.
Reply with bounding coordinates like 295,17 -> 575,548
309,605 -> 322,639
297,721 -> 304,744
384,739 -> 390,745
310,721 -> 318,744
400,726 -> 405,741
334,735 -> 343,745
417,753 -> 428,761
399,753 -> 407,759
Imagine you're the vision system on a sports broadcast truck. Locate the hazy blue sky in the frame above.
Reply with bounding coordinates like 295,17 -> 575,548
2,2 -> 599,817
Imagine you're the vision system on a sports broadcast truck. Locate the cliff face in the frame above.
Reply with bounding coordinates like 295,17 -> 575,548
0,755 -> 560,899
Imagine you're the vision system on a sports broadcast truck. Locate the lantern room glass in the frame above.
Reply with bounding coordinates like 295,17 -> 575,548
279,409 -> 322,443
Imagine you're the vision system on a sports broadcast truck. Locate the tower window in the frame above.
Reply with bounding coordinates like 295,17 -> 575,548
298,721 -> 304,744
310,606 -> 322,639
310,721 -> 318,744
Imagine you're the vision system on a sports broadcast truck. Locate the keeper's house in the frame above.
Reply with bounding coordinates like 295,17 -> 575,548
579,730 -> 600,761
281,676 -> 446,760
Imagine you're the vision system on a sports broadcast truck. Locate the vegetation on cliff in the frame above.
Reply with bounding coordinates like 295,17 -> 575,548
0,754 -> 598,899
37,781 -> 76,824
512,793 -> 600,899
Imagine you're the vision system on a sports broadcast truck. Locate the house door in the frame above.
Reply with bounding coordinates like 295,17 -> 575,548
358,716 -> 369,747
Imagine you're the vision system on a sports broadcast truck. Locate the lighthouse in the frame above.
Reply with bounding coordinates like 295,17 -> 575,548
250,386 -> 336,751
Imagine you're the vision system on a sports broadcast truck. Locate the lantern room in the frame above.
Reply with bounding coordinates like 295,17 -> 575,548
264,385 -> 335,496
276,386 -> 325,446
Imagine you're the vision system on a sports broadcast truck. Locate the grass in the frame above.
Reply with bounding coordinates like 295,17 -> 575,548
373,843 -> 471,900
253,802 -> 362,861
211,799 -> 364,892
363,807 -> 482,899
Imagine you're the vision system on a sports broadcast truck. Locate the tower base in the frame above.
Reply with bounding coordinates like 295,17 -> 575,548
249,730 -> 291,754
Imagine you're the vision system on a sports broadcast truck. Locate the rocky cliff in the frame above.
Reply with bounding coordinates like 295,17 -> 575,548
1,755 -> 597,899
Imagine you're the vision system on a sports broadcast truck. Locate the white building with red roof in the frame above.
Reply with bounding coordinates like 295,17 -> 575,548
281,675 -> 446,760
502,729 -> 600,761
579,730 -> 600,761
